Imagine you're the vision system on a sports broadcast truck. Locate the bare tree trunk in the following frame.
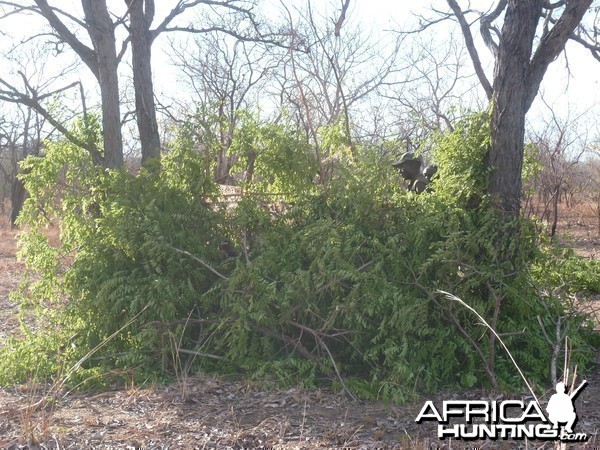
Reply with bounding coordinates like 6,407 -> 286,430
82,0 -> 123,168
597,197 -> 600,236
245,150 -> 256,184
213,104 -> 236,184
215,149 -> 236,184
551,187 -> 560,237
487,0 -> 542,217
9,107 -> 32,227
449,0 -> 593,222
9,175 -> 26,228
129,0 -> 161,167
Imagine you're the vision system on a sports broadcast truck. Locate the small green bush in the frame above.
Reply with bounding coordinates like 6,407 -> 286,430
533,248 -> 600,294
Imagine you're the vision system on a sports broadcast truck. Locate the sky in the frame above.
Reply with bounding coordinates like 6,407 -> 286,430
0,0 -> 599,145
348,0 -> 600,121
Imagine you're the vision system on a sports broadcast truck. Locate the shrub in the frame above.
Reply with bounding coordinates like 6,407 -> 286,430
2,112 -> 596,400
3,119 -> 224,383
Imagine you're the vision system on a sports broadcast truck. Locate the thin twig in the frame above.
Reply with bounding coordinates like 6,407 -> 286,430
438,290 -> 542,409
170,245 -> 229,280
287,320 -> 357,401
177,348 -> 231,362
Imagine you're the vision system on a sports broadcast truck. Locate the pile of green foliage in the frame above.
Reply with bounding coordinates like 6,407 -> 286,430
1,112 -> 597,400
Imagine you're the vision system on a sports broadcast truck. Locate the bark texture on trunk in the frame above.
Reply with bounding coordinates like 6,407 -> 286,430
488,0 -> 542,216
129,0 -> 161,166
9,175 -> 27,228
82,0 -> 124,169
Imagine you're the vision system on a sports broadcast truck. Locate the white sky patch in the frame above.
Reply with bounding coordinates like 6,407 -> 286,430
0,0 -> 598,142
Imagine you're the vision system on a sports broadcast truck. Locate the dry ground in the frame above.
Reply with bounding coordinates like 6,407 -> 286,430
555,201 -> 600,259
0,204 -> 599,449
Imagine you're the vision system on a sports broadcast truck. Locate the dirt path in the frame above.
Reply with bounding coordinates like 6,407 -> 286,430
1,226 -> 599,449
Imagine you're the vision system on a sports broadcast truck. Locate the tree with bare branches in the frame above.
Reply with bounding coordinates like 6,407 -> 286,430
275,0 -> 402,180
0,44 -> 80,224
527,106 -> 589,236
1,106 -> 45,227
441,0 -> 599,221
380,33 -> 483,150
587,154 -> 600,235
172,33 -> 279,182
0,0 -> 284,169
